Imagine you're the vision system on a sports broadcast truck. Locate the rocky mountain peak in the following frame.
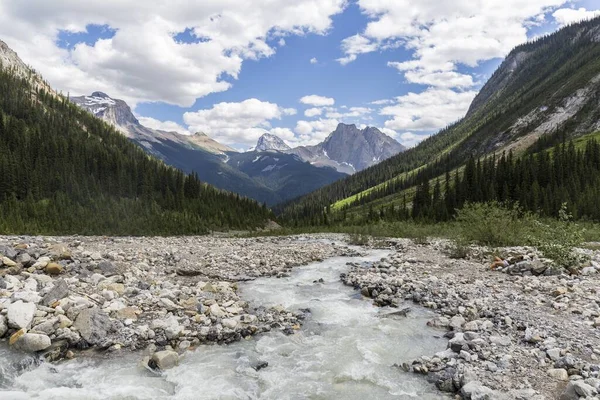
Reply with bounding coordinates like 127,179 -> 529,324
256,133 -> 291,152
71,92 -> 140,129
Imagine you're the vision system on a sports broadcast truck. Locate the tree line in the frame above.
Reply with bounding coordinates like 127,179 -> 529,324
0,66 -> 272,235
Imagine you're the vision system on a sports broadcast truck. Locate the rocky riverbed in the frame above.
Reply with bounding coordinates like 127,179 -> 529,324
343,238 -> 600,400
2,234 -> 600,399
0,235 -> 357,363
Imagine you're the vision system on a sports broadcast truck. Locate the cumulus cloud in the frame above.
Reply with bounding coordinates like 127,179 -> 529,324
397,132 -> 433,148
310,57 -> 318,64
183,98 -> 296,146
304,107 -> 323,117
278,38 -> 286,47
325,106 -> 372,119
137,116 -> 191,135
0,0 -> 347,107
300,95 -> 335,106
336,34 -> 379,65
553,7 -> 600,26
380,88 -> 477,131
339,0 -> 572,88
294,118 -> 340,145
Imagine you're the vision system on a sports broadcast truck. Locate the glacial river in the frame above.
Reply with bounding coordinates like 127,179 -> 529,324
0,249 -> 447,399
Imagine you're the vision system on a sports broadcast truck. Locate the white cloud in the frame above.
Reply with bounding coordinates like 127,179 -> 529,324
340,0 -> 571,87
380,88 -> 477,131
325,106 -> 372,119
397,132 -> 433,148
137,116 -> 191,135
0,0 -> 347,107
294,118 -> 340,145
336,34 -> 378,65
183,98 -> 295,146
310,57 -> 318,64
370,99 -> 394,105
304,107 -> 323,117
553,7 -> 600,26
300,94 -> 335,106
278,38 -> 286,47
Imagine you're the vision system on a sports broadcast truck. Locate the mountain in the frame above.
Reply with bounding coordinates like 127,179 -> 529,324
71,92 -> 349,205
0,40 -> 272,235
187,132 -> 237,155
279,17 -> 600,225
227,151 -> 346,201
70,92 -> 283,204
289,123 -> 406,173
256,133 -> 291,152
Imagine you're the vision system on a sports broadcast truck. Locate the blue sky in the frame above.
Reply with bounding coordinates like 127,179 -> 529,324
2,0 -> 599,149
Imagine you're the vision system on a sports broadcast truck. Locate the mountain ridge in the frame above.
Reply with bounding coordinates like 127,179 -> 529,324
279,16 -> 600,224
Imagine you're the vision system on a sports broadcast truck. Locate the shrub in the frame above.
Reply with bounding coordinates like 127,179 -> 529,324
529,203 -> 587,269
454,202 -> 535,247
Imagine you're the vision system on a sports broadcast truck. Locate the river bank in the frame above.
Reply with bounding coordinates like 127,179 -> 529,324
343,238 -> 600,400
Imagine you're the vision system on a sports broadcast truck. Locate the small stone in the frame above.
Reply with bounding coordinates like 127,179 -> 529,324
490,335 -> 511,346
449,315 -> 465,330
222,318 -> 238,329
547,348 -> 561,361
552,287 -> 568,297
9,328 -> 27,345
0,315 -> 7,337
549,368 -> 569,381
45,263 -> 63,275
2,257 -> 17,267
209,304 -> 226,318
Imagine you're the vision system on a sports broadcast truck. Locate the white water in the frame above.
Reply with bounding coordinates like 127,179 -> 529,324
0,249 -> 447,400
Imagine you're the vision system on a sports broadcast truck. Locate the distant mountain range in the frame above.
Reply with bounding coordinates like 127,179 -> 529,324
70,92 -> 405,205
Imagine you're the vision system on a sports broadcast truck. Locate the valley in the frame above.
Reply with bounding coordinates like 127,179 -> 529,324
0,6 -> 600,400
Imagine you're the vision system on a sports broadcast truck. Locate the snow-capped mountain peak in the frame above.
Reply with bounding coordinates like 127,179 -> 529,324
255,133 -> 291,152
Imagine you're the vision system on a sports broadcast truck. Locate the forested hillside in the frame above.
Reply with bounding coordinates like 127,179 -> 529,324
0,67 -> 272,235
279,17 -> 600,226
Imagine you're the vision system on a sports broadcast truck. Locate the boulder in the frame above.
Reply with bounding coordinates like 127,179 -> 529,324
48,244 -> 72,260
41,280 -> 69,306
73,308 -> 113,346
7,300 -> 36,329
460,381 -> 495,399
449,315 -> 465,330
560,380 -> 597,400
149,350 -> 179,370
13,333 -> 52,352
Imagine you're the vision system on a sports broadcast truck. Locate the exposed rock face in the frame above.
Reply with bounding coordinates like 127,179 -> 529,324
289,123 -> 406,173
255,133 -> 291,152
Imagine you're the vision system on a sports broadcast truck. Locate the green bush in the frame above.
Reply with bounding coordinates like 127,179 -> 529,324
454,202 -> 535,247
529,203 -> 587,269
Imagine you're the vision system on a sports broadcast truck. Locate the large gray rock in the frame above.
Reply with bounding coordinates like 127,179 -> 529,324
460,381 -> 496,399
0,245 -> 17,259
73,308 -> 113,346
150,350 -> 179,370
97,261 -> 118,277
560,380 -> 597,400
13,333 -> 52,352
41,280 -> 69,306
7,300 -> 36,329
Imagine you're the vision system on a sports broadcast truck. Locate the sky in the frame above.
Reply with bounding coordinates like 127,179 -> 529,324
0,1 -> 599,150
